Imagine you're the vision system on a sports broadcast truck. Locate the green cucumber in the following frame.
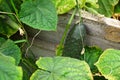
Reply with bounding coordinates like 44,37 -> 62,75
0,15 -> 20,30
62,23 -> 86,59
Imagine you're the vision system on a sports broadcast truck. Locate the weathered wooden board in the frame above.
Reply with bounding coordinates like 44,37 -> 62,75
27,11 -> 120,57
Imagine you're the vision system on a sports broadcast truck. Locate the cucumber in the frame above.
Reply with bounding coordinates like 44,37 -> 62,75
62,23 -> 86,59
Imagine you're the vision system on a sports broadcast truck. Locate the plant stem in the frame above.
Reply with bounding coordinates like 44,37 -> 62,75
56,8 -> 77,56
14,39 -> 27,44
76,0 -> 82,23
10,0 -> 19,17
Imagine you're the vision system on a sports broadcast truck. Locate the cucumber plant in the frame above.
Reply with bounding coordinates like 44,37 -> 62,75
56,0 -> 120,80
0,0 -> 57,80
0,0 -> 120,80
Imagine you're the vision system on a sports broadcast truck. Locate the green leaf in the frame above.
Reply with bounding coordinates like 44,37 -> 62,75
114,1 -> 120,13
0,0 -> 17,21
0,0 -> 2,4
80,46 -> 103,73
96,0 -> 119,17
12,0 -> 22,11
53,0 -> 76,14
30,56 -> 93,80
79,0 -> 86,8
0,0 -> 12,13
0,53 -> 22,80
19,0 -> 57,31
52,0 -> 99,14
95,49 -> 120,80
0,37 -> 21,65
86,0 -> 99,8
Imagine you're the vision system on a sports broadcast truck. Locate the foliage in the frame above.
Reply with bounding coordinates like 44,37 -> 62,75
51,0 -> 99,15
51,0 -> 76,14
0,0 -> 120,80
114,0 -> 120,13
0,53 -> 22,80
80,46 -> 103,73
0,0 -> 23,37
0,0 -> 57,80
95,49 -> 120,80
52,0 -> 120,18
0,0 -> 57,38
95,0 -> 119,17
30,56 -> 93,80
19,0 -> 57,31
0,37 -> 21,65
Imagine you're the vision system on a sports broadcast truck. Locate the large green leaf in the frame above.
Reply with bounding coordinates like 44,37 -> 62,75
19,0 -> 57,31
30,56 -> 93,80
80,46 -> 103,73
95,49 -> 120,80
0,53 -> 22,80
0,37 -> 21,65
96,0 -> 119,17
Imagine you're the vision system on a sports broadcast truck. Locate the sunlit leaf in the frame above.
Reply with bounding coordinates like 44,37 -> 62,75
30,56 -> 93,80
53,0 -> 76,14
95,49 -> 120,80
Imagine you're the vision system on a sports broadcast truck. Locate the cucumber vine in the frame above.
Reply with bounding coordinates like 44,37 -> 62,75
0,0 -> 120,80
